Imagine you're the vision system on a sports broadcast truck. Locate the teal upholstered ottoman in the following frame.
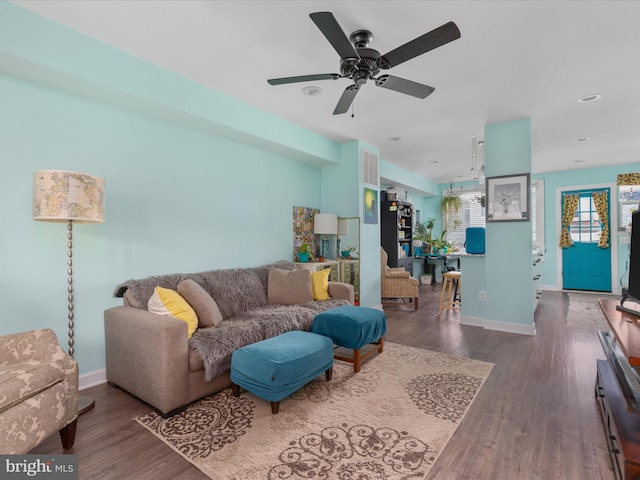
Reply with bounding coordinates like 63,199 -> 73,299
311,305 -> 387,372
230,330 -> 333,414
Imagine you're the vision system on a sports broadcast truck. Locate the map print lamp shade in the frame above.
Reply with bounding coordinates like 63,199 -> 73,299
33,170 -> 105,415
33,170 -> 104,224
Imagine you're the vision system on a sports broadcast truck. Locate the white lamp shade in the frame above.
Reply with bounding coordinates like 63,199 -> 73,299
33,170 -> 105,223
337,218 -> 350,235
314,213 -> 337,235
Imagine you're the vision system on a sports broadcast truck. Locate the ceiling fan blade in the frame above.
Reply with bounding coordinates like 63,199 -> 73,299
310,12 -> 359,60
378,21 -> 461,69
268,73 -> 341,85
375,75 -> 435,99
333,85 -> 360,115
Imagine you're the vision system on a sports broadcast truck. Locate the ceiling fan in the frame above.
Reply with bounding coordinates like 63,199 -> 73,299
267,12 -> 461,115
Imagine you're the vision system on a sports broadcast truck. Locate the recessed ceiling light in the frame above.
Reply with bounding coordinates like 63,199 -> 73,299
388,136 -> 401,142
575,137 -> 591,143
572,159 -> 585,163
578,93 -> 602,103
302,86 -> 322,96
428,160 -> 439,164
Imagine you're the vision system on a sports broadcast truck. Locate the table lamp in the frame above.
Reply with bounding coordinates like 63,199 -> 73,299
314,213 -> 337,261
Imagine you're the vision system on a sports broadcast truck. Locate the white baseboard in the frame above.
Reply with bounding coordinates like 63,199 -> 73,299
79,368 -> 107,391
484,319 -> 536,336
460,315 -> 485,327
461,315 -> 536,335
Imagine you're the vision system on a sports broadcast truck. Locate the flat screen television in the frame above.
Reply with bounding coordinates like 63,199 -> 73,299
618,209 -> 640,316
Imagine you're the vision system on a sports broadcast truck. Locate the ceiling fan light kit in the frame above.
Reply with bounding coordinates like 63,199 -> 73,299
267,11 -> 461,115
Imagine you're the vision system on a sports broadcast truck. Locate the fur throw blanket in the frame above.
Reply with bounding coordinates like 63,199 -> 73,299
189,298 -> 349,381
113,260 -> 295,319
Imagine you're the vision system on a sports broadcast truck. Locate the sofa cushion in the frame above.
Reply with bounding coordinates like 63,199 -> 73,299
188,347 -> 205,372
267,268 -> 313,305
311,268 -> 331,301
123,289 -> 143,309
177,279 -> 223,328
148,287 -> 198,338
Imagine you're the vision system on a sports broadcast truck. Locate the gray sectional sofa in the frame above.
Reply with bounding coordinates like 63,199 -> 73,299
104,261 -> 353,416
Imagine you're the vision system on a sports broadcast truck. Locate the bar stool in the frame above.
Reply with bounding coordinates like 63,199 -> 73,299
438,271 -> 461,314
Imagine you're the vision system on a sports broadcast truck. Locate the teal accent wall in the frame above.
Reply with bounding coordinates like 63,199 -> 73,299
380,160 -> 439,196
0,3 -> 341,166
484,118 -> 534,330
1,73 -> 323,374
0,4 -> 344,376
533,163 -> 640,291
321,141 -> 382,307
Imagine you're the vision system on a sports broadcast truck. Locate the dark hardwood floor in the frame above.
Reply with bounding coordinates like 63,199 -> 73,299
33,286 -> 615,479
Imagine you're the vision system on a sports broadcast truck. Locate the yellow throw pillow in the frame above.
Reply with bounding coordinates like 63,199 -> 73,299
311,268 -> 331,301
148,286 -> 198,338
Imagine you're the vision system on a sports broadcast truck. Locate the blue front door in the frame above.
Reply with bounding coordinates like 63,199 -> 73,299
562,190 -> 611,292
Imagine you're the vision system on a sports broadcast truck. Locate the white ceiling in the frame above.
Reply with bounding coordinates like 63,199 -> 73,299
13,0 -> 640,186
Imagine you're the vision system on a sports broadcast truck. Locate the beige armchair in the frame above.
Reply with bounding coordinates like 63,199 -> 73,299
380,247 -> 419,310
0,329 -> 78,454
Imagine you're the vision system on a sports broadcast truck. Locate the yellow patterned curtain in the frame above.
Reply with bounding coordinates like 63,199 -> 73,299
592,191 -> 610,248
559,193 -> 579,248
617,173 -> 640,185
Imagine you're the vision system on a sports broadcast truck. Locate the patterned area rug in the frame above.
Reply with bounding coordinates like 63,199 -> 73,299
566,292 -> 619,330
136,343 -> 493,480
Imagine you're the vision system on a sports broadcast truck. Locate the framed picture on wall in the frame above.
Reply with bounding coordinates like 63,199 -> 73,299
486,173 -> 530,222
364,187 -> 378,224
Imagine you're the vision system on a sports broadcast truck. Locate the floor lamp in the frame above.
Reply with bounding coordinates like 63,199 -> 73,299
33,170 -> 105,415
314,213 -> 337,261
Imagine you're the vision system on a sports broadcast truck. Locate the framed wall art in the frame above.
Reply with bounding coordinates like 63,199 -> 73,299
364,187 -> 378,224
486,173 -> 530,222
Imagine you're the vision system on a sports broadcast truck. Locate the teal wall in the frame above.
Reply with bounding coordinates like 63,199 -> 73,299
484,118 -> 534,331
534,163 -> 640,291
380,160 -> 439,197
0,3 -> 345,377
1,72 -> 324,374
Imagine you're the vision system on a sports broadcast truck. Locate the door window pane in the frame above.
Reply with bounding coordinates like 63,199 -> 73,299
569,193 -> 602,243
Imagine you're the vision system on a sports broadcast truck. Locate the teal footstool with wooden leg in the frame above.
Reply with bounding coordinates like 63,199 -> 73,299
230,330 -> 333,414
311,305 -> 387,372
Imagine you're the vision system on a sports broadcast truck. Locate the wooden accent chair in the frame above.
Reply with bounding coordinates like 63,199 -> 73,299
0,329 -> 78,454
380,247 -> 419,310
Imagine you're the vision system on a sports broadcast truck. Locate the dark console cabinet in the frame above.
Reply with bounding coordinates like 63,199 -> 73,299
597,300 -> 640,480
380,200 -> 413,274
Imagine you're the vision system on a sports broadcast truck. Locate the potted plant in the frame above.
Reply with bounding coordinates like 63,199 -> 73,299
413,218 -> 435,254
430,230 -> 451,254
297,243 -> 311,263
441,193 -> 462,232
340,245 -> 357,259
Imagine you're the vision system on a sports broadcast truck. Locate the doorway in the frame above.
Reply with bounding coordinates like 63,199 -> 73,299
561,189 -> 611,292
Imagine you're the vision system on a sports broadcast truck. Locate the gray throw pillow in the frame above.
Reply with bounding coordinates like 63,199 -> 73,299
177,279 -> 223,328
268,268 -> 313,305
